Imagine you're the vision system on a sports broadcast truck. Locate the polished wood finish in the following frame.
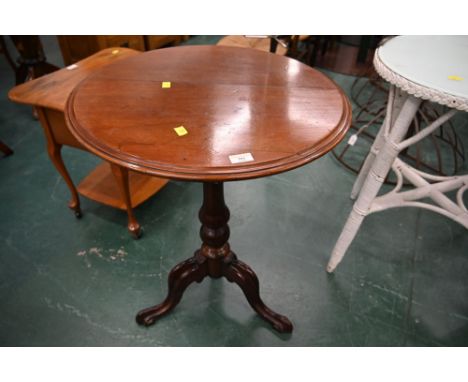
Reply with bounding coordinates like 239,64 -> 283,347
137,182 -> 293,332
9,48 -> 140,111
110,164 -> 141,239
65,45 -> 351,332
66,45 -> 351,181
36,107 -> 82,217
8,48 -> 168,235
77,161 -> 168,210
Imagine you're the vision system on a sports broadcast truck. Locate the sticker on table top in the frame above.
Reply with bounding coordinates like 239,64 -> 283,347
174,126 -> 188,136
229,153 -> 254,164
162,81 -> 172,88
448,75 -> 463,81
112,49 -> 119,55
66,64 -> 78,70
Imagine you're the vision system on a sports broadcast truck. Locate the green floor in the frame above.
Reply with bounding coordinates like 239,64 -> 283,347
1,36 -> 467,346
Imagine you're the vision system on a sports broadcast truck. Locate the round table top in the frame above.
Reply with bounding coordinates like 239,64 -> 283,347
66,45 -> 351,181
374,36 -> 468,111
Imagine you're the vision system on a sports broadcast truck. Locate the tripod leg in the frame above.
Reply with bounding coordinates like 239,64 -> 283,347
136,255 -> 208,326
223,255 -> 293,333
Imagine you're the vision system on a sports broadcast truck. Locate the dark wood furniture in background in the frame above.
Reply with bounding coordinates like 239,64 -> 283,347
216,35 -> 314,60
0,36 -> 14,156
2,35 -> 61,119
5,36 -> 60,85
58,35 -> 189,66
143,35 -> 188,51
9,48 -> 169,237
216,35 -> 288,55
65,45 -> 352,333
310,35 -> 383,76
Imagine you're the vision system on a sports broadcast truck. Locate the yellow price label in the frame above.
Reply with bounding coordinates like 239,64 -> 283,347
162,81 -> 172,88
174,126 -> 188,136
448,75 -> 463,81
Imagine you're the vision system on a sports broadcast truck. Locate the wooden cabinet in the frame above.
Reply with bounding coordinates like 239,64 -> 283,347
144,35 -> 188,50
58,35 -> 188,66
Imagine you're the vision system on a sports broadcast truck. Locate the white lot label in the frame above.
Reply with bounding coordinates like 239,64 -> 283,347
229,153 -> 254,164
347,134 -> 358,146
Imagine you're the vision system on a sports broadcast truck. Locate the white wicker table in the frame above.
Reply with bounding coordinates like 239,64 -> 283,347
328,35 -> 468,272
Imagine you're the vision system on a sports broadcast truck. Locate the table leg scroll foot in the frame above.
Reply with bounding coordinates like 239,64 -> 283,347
136,256 -> 208,326
223,256 -> 293,333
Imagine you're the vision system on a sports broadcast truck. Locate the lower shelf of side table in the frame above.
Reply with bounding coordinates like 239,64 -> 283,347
77,161 -> 168,210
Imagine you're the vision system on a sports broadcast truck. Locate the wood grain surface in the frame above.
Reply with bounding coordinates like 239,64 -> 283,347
8,47 -> 140,111
65,45 -> 352,181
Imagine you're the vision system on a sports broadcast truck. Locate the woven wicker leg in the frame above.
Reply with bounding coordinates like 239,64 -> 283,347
328,154 -> 394,272
351,119 -> 387,199
327,209 -> 365,272
328,96 -> 421,272
351,86 -> 407,199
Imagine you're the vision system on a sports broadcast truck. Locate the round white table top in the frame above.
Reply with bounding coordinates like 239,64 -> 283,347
375,36 -> 468,110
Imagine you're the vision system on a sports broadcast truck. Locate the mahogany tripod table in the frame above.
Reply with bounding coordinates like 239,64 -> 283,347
65,45 -> 351,333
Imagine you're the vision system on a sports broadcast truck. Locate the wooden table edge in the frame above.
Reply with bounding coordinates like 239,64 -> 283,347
65,88 -> 352,182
